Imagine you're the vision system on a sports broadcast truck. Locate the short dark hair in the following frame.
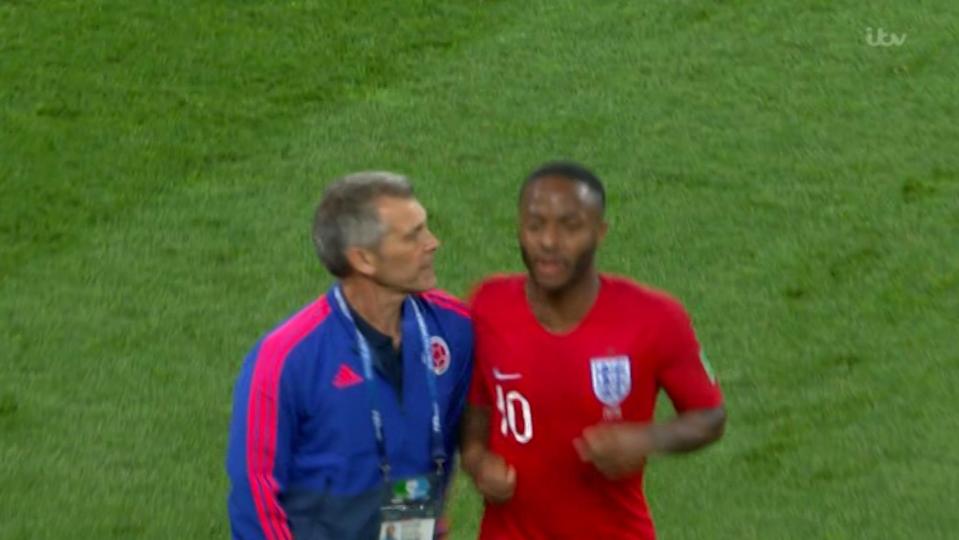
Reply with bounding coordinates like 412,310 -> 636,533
520,160 -> 605,213
312,171 -> 414,277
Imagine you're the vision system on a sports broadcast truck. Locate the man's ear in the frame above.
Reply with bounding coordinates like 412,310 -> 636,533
344,246 -> 377,277
597,220 -> 609,242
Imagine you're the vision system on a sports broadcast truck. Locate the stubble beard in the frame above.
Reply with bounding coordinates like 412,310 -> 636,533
520,243 -> 597,295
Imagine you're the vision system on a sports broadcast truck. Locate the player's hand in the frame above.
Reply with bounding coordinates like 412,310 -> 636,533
573,423 -> 652,480
468,450 -> 516,504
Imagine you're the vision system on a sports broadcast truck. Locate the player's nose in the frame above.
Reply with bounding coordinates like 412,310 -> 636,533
539,223 -> 558,250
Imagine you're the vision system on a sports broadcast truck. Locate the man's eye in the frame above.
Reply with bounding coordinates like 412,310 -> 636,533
406,226 -> 424,241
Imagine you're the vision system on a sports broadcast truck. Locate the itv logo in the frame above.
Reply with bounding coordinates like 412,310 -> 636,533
865,27 -> 907,47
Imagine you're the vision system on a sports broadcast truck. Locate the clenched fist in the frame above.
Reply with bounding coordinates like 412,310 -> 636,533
466,450 -> 517,504
573,423 -> 652,480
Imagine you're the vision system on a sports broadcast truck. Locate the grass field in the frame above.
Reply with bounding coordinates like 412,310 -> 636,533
2,1 -> 958,538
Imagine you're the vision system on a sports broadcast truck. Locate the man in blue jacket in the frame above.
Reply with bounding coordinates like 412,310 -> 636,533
226,171 -> 473,540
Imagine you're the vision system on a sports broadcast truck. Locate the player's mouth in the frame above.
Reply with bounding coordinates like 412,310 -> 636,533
533,258 -> 566,277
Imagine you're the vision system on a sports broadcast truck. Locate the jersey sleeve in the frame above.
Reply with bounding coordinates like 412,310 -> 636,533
444,310 -> 475,455
226,342 -> 297,540
467,352 -> 492,407
466,282 -> 493,408
654,300 -> 724,413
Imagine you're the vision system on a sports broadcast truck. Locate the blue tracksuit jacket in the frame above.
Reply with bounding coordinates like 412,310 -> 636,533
226,286 -> 473,540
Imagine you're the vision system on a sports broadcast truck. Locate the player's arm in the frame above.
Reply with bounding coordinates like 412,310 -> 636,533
460,283 -> 517,502
650,300 -> 726,451
226,344 -> 297,540
574,407 -> 725,478
460,403 -> 489,468
638,405 -> 725,454
461,405 -> 516,503
575,300 -> 726,479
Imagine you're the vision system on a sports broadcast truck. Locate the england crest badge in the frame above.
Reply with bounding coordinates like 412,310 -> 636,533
590,356 -> 631,420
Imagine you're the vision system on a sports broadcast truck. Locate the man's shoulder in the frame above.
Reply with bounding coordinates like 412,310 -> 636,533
264,294 -> 335,340
469,273 -> 525,307
251,294 -> 337,364
419,288 -> 471,321
600,274 -> 688,317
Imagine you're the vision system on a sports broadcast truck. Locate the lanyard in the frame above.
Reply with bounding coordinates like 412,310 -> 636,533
332,286 -> 446,483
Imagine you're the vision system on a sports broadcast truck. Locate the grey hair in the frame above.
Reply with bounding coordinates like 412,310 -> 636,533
312,171 -> 414,277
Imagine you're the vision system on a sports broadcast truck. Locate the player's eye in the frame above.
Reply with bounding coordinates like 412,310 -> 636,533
561,218 -> 583,230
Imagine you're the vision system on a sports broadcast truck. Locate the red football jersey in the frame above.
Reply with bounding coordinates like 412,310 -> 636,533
468,274 -> 723,540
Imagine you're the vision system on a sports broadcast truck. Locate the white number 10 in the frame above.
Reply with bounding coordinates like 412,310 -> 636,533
495,385 -> 533,444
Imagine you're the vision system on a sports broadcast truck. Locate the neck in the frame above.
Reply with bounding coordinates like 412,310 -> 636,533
526,269 -> 601,333
341,276 -> 406,342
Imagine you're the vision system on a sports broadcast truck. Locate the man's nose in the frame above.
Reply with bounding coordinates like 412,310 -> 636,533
424,228 -> 440,251
539,224 -> 558,250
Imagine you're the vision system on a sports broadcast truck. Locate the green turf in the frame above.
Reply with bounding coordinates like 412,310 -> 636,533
1,0 -> 957,538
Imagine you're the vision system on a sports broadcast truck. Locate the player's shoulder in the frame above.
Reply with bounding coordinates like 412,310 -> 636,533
468,273 -> 525,310
419,288 -> 471,321
601,273 -> 689,317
